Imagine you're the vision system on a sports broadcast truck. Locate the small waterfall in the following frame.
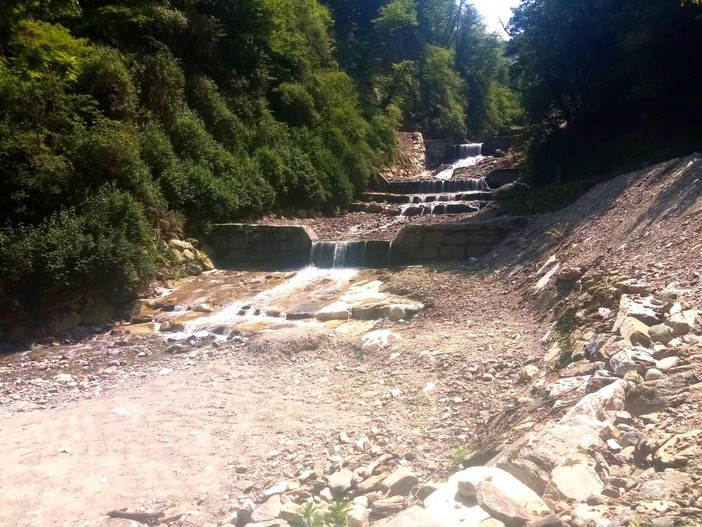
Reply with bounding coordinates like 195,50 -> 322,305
310,241 -> 368,268
457,143 -> 483,158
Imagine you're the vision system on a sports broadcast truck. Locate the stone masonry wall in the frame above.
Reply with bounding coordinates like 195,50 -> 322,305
205,224 -> 314,270
391,219 -> 524,266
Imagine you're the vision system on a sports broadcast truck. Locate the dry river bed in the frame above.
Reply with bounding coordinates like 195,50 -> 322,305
0,264 -> 544,527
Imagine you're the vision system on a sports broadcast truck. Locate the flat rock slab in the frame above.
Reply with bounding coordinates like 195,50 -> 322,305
476,480 -> 532,526
381,467 -> 418,497
547,464 -> 604,502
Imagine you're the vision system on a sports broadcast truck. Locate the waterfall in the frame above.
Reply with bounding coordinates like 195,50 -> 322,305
310,241 -> 368,268
457,143 -> 483,158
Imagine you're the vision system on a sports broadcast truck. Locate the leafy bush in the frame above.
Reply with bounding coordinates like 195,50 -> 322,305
0,187 -> 160,311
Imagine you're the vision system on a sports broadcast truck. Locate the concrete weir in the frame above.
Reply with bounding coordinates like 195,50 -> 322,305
205,219 -> 524,270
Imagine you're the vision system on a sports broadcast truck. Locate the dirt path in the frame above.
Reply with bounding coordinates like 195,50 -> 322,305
0,266 -> 544,527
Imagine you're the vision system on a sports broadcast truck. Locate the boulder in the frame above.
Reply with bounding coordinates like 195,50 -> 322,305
546,464 -> 604,502
476,480 -> 532,526
618,317 -> 650,346
625,371 -> 699,415
381,467 -> 418,497
252,495 -> 281,522
612,295 -> 661,331
315,301 -> 350,321
327,468 -> 354,497
369,496 -> 408,517
668,310 -> 699,335
347,504 -> 369,527
648,324 -> 674,344
607,347 -> 655,377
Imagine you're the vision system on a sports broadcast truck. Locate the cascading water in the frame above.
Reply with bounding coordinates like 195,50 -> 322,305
435,143 -> 484,180
310,241 -> 368,269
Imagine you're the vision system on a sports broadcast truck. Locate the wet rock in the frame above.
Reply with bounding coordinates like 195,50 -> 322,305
381,467 -> 418,497
476,480 -> 532,526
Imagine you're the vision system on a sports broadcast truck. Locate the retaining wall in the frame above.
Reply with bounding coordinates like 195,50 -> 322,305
206,224 -> 314,269
390,219 -> 524,265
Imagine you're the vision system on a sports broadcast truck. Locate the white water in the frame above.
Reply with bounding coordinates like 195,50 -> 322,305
168,267 -> 358,339
435,143 -> 484,180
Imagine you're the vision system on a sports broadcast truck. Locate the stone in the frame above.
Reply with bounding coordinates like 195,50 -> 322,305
625,371 -> 699,415
638,470 -> 694,500
184,262 -> 203,276
437,467 -> 549,517
547,464 -> 604,502
415,482 -> 441,500
607,346 -> 655,377
519,365 -> 539,383
616,279 -> 652,296
381,467 -> 418,497
476,480 -> 532,526
655,356 -> 679,371
668,310 -> 699,335
386,305 -> 406,322
623,371 -> 644,383
586,370 -> 618,393
316,301 -> 350,321
644,368 -> 666,381
648,324 -> 674,345
360,329 -> 401,351
181,248 -> 195,260
529,514 -> 567,527
619,317 -> 650,346
653,430 -> 702,469
613,295 -> 661,331
370,496 -> 407,517
347,504 -> 369,527
494,381 -> 627,495
556,266 -> 583,282
371,506 -> 445,527
252,495 -> 281,522
278,503 -> 302,523
79,296 -> 114,325
327,468 -> 354,497
356,473 -> 387,494
169,238 -> 193,251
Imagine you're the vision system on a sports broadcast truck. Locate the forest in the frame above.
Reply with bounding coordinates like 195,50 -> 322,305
1,0 -> 701,324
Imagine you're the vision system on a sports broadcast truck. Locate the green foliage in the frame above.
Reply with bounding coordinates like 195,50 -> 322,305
0,186 -> 160,310
418,45 -> 465,138
291,501 -> 350,527
509,0 -> 702,183
450,445 -> 472,466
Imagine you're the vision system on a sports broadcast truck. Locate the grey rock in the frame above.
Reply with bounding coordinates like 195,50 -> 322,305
649,324 -> 674,344
607,346 -> 655,377
347,504 -> 369,527
655,356 -> 680,371
253,495 -> 282,522
546,464 -> 604,502
644,368 -> 666,381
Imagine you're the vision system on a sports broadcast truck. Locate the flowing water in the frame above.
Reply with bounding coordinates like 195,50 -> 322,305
435,143 -> 484,180
310,241 -> 368,269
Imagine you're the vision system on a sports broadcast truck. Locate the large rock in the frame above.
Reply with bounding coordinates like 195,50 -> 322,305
381,467 -> 418,497
653,430 -> 702,469
371,506 -> 446,527
327,468 -> 354,497
667,310 -> 699,335
612,295 -> 661,331
315,301 -> 351,321
347,504 -> 370,527
607,346 -> 655,377
619,317 -> 650,346
493,381 -> 626,494
625,371 -> 700,415
452,467 -> 549,517
476,480 -> 532,526
369,496 -> 408,517
648,324 -> 674,344
545,464 -> 604,502
252,495 -> 281,522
